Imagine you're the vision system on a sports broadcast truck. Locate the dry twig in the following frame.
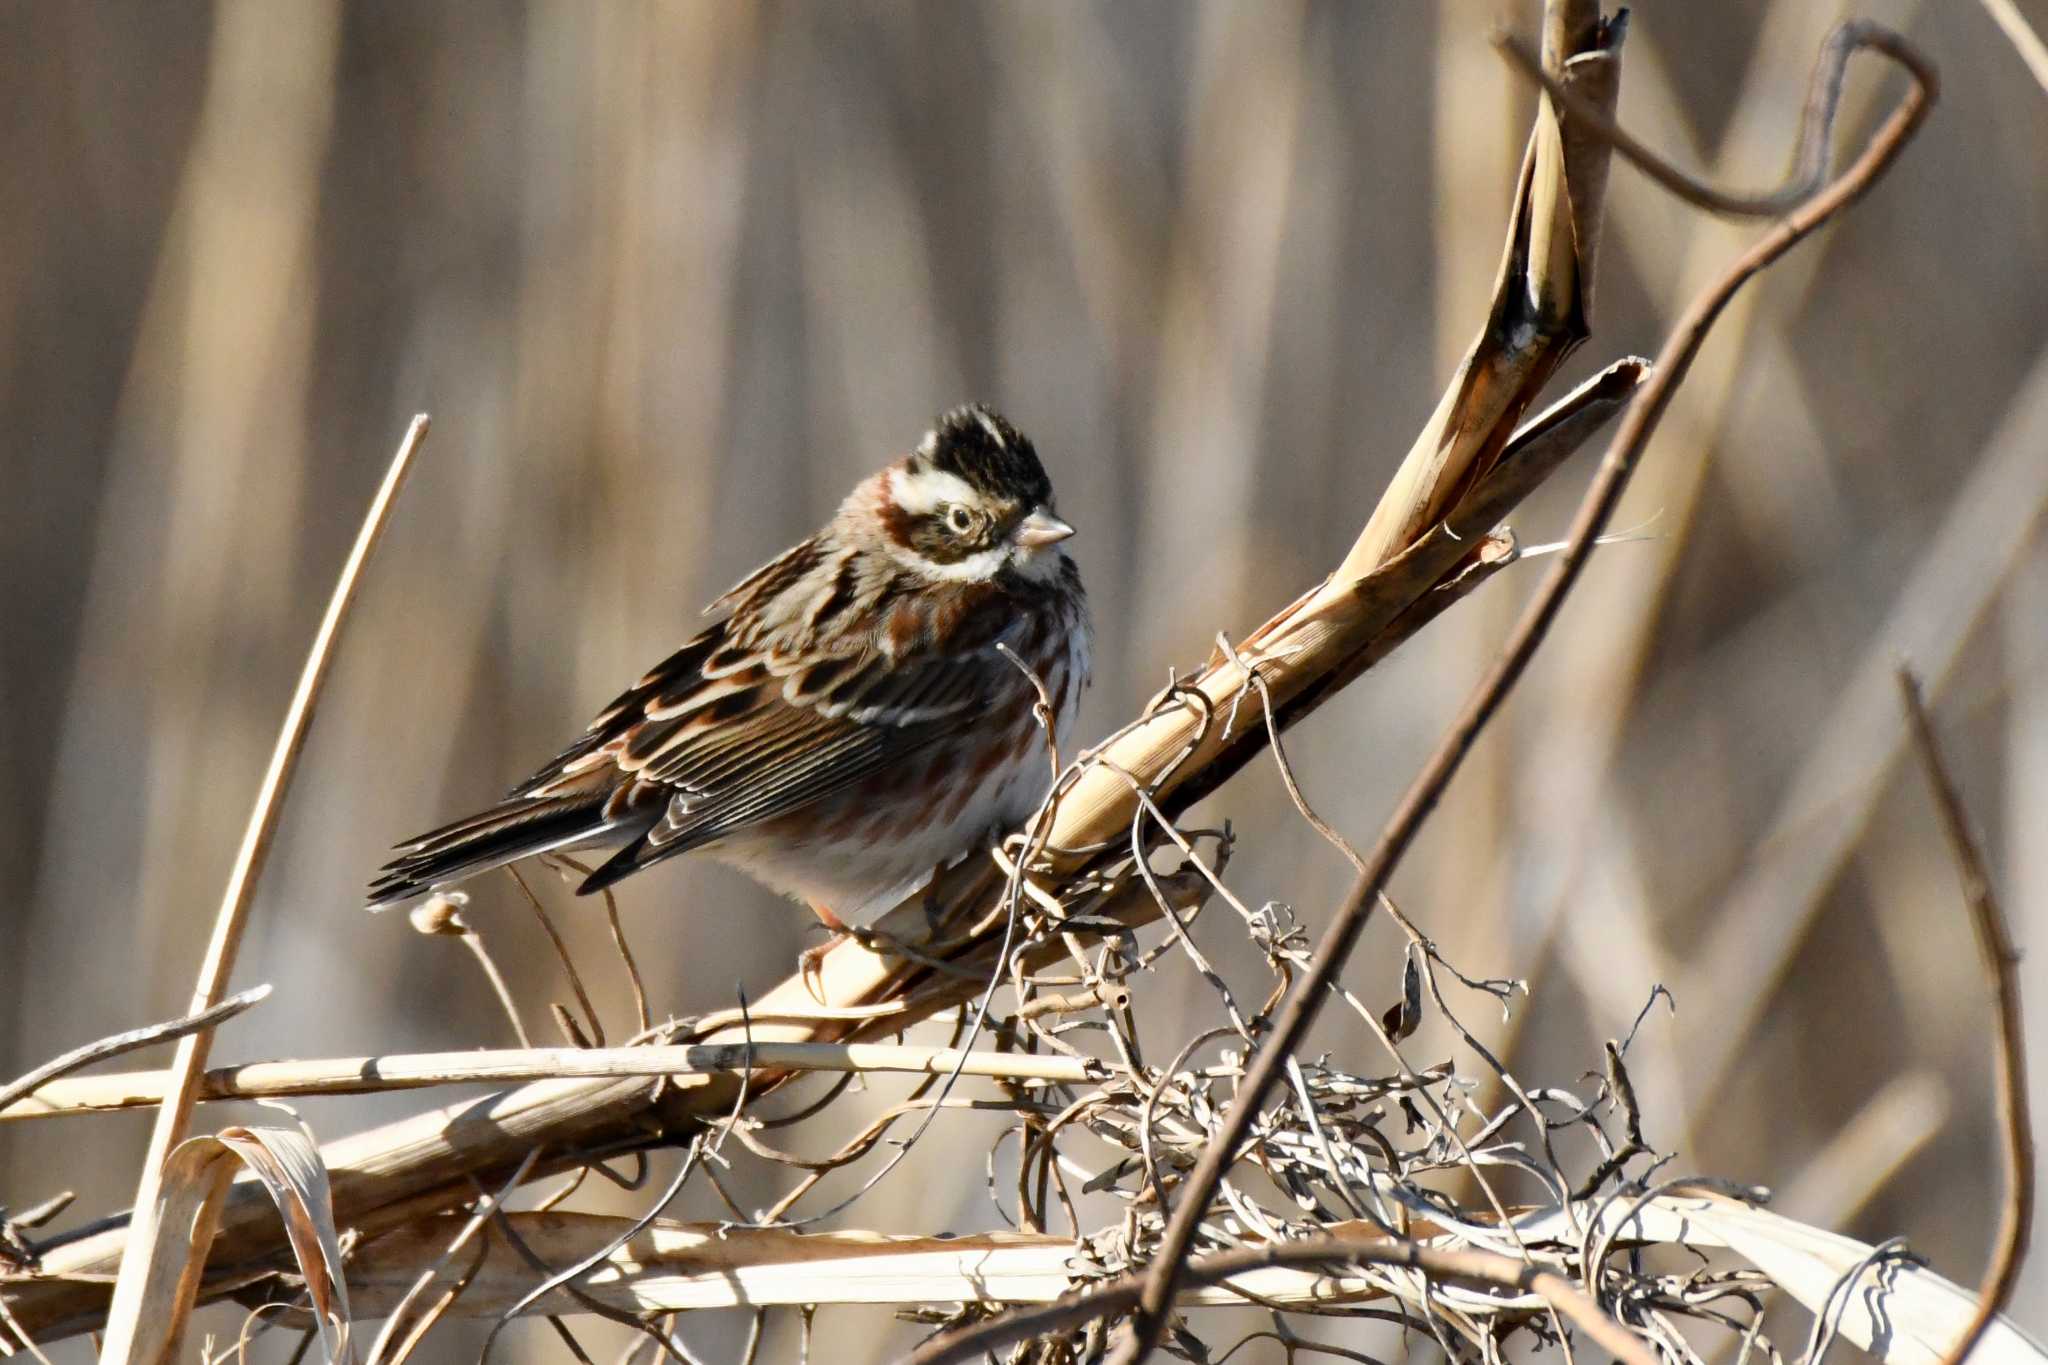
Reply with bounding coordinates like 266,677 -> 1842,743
1899,670 -> 2033,1365
0,987 -> 271,1118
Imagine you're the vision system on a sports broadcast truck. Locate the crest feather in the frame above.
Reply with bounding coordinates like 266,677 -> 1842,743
915,404 -> 1052,507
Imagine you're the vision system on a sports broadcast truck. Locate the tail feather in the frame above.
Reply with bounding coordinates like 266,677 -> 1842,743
366,795 -> 621,908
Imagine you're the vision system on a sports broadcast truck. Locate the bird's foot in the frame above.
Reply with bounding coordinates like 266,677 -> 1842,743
800,903 -> 856,1003
798,906 -> 921,1002
797,931 -> 849,1004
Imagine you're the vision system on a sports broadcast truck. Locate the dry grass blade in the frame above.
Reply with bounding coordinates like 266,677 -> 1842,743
97,414 -> 428,1363
1899,671 -> 2034,1365
118,1126 -> 352,1365
1656,1195 -> 2046,1365
275,1214 -> 1596,1330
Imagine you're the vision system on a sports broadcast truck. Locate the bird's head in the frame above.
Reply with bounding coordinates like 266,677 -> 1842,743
878,404 -> 1075,585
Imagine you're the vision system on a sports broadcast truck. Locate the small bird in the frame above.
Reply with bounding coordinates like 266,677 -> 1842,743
368,405 -> 1091,951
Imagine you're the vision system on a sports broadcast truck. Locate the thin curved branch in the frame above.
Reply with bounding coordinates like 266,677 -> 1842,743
1899,672 -> 2032,1365
0,986 -> 271,1116
1497,21 -> 1936,218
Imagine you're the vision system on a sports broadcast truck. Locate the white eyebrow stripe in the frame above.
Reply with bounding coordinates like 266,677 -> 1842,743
892,463 -> 980,515
974,409 -> 1007,449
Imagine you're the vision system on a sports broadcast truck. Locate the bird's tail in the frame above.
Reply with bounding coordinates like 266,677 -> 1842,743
366,795 -> 619,908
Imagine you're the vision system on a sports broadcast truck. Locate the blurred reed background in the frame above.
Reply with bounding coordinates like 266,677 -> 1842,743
3,1 -> 2046,1360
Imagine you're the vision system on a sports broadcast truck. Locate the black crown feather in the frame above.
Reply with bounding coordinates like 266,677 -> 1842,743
921,404 -> 1053,507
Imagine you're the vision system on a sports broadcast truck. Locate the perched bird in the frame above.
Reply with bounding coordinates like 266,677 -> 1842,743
368,405 -> 1091,951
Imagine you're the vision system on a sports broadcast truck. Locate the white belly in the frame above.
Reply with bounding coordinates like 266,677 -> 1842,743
708,633 -> 1086,926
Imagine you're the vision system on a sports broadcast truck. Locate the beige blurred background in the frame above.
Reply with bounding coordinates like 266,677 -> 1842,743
4,2 -> 2047,1360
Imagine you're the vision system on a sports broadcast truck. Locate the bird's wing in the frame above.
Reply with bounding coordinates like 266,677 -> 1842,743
520,589 -> 1037,892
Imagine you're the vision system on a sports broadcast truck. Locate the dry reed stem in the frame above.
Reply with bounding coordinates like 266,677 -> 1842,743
99,414 -> 429,1364
2,1042 -> 1119,1119
276,1217 -> 1398,1320
1980,0 -> 2048,93
917,1229 -> 1658,1365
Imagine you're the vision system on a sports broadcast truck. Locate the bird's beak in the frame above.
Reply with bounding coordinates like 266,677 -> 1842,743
1012,508 -> 1076,549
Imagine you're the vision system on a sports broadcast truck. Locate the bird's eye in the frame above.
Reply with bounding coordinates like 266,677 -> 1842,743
945,505 -> 974,535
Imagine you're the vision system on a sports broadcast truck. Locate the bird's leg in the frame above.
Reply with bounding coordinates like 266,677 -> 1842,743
797,898 -> 934,1001
919,861 -> 949,936
798,902 -> 853,1003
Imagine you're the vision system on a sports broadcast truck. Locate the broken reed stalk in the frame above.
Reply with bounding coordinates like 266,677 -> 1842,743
97,414 -> 430,1365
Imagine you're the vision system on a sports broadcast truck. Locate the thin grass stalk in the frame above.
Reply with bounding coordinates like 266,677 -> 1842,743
98,416 -> 429,1363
